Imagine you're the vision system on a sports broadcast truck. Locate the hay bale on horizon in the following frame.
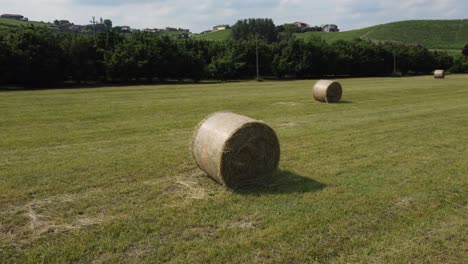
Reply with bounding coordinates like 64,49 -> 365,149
434,70 -> 445,79
192,112 -> 280,188
313,80 -> 343,103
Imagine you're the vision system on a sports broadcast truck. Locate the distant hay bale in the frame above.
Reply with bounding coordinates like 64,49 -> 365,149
192,112 -> 280,188
434,70 -> 445,79
313,80 -> 343,103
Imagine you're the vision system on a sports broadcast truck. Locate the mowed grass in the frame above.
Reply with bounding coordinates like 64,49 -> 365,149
1,76 -> 467,263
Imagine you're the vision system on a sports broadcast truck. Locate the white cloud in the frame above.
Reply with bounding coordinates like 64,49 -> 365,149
0,0 -> 466,32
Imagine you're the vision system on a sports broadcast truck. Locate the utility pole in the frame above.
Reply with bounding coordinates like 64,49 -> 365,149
393,49 -> 396,74
90,16 -> 96,39
255,35 -> 259,80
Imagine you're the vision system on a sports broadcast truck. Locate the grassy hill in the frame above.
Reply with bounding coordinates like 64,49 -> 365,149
2,18 -> 468,51
297,20 -> 468,50
193,29 -> 232,40
0,18 -> 191,38
1,76 -> 467,262
192,20 -> 468,51
0,18 -> 57,33
159,30 -> 191,39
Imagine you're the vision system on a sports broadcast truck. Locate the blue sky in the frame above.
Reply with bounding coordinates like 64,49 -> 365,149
1,0 -> 467,32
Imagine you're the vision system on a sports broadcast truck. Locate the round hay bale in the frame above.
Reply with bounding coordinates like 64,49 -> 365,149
192,112 -> 280,188
434,70 -> 445,79
313,80 -> 343,103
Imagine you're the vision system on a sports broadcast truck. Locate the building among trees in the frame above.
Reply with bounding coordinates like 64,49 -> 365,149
294,22 -> 310,29
1,14 -> 26,20
322,24 -> 339,32
213,24 -> 229,31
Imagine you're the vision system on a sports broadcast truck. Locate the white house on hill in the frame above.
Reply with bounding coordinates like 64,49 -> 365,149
213,24 -> 229,31
322,24 -> 339,32
294,22 -> 310,28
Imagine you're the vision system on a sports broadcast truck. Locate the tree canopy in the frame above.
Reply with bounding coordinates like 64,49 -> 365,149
231,18 -> 278,42
0,24 -> 459,87
462,44 -> 468,57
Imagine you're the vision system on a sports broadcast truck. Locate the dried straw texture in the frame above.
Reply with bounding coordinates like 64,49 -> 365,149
313,80 -> 343,103
192,112 -> 280,188
434,70 -> 445,79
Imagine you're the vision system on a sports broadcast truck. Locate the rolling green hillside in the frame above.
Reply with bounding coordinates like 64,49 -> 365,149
193,29 -> 232,40
0,18 -> 57,33
297,20 -> 468,50
192,20 -> 468,51
3,18 -> 468,51
157,30 -> 190,38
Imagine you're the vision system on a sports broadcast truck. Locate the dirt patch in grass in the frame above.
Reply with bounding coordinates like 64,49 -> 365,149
227,218 -> 258,230
272,101 -> 303,107
155,167 -> 223,208
186,224 -> 219,239
278,122 -> 299,128
177,167 -> 210,196
176,179 -> 208,200
0,190 -> 111,246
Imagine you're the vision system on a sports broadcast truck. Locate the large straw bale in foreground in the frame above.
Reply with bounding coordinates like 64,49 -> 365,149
192,112 -> 280,188
434,70 -> 445,79
313,80 -> 343,103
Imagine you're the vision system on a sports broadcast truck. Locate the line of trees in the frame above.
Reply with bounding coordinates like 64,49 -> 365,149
0,24 -> 459,87
232,19 -> 323,42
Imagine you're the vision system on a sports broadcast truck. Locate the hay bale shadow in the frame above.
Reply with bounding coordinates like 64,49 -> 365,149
232,170 -> 326,195
339,100 -> 353,104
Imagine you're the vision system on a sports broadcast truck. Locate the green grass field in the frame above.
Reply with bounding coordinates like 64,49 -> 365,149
1,76 -> 467,263
297,20 -> 468,50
